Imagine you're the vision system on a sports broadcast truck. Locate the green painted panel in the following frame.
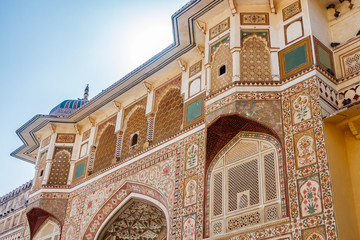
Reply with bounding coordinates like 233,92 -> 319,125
284,44 -> 307,73
241,31 -> 269,41
74,161 -> 86,180
210,36 -> 230,54
318,45 -> 332,70
186,99 -> 202,123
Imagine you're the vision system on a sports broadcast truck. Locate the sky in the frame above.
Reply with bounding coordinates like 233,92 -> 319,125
0,0 -> 189,196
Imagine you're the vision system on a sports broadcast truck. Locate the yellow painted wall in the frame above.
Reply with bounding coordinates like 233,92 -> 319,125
324,122 -> 360,239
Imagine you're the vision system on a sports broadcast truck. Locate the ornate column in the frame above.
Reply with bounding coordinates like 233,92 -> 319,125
146,113 -> 155,144
231,48 -> 241,82
115,131 -> 123,160
42,159 -> 53,185
205,64 -> 211,94
87,145 -> 96,175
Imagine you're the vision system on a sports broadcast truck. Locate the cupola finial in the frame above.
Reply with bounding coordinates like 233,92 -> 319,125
83,84 -> 89,100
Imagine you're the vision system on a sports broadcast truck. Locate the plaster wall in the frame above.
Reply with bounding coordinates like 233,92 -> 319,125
324,122 -> 360,239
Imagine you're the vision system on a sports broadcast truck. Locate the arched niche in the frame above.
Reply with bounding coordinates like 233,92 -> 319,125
33,217 -> 61,240
26,208 -> 62,240
204,114 -> 287,238
97,196 -> 168,240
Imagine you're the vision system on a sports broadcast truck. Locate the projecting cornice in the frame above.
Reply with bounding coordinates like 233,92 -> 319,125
11,0 -> 226,163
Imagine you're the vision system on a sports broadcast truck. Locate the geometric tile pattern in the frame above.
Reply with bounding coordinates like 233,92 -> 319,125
153,88 -> 183,143
121,97 -> 147,160
240,35 -> 271,81
48,148 -> 72,185
210,43 -> 233,93
93,124 -> 117,173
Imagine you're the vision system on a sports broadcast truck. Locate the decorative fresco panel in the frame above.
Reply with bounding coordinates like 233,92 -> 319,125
240,13 -> 269,25
82,129 -> 91,142
210,35 -> 230,55
314,36 -> 334,74
302,225 -> 326,240
56,134 -> 76,143
279,37 -> 313,79
41,135 -> 51,148
186,143 -> 199,170
73,158 -> 87,182
284,17 -> 304,45
294,128 -> 317,169
184,175 -> 197,207
298,175 -> 323,218
241,29 -> 269,46
79,142 -> 88,158
189,60 -> 202,78
209,18 -> 230,40
183,214 -> 196,240
291,89 -> 312,125
282,0 -> 302,21
184,93 -> 205,127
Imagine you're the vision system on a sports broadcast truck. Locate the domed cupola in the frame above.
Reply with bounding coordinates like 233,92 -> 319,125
49,85 -> 89,117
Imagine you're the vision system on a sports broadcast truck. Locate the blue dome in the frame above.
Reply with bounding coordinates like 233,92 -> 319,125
49,99 -> 88,116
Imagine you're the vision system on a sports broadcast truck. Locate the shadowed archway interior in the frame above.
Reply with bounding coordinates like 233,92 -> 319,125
206,114 -> 281,170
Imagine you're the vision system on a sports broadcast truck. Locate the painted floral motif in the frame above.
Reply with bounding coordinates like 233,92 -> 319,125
69,197 -> 79,217
184,178 -> 197,207
292,94 -> 311,124
295,130 -> 317,168
186,144 -> 198,170
299,179 -> 322,217
183,216 -> 196,240
79,158 -> 176,237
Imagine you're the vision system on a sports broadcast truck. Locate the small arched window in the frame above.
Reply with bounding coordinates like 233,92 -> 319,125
210,137 -> 281,236
131,133 -> 138,147
219,65 -> 226,76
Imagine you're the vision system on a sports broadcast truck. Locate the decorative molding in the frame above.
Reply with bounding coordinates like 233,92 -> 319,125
282,0 -> 301,21
87,116 -> 96,127
74,124 -> 81,135
210,18 -> 230,40
49,124 -> 56,134
142,81 -> 152,93
178,58 -> 187,72
228,0 -> 237,15
112,100 -> 122,111
195,20 -> 206,34
240,13 -> 269,25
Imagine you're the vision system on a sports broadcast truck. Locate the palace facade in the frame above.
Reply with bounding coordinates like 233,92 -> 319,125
1,0 -> 360,239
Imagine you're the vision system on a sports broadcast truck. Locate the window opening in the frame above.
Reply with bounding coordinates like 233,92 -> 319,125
131,133 -> 138,147
210,138 -> 281,236
40,169 -> 44,177
219,65 -> 226,76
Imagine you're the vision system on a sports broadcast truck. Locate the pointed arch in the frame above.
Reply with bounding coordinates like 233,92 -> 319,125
26,208 -> 62,239
83,182 -> 170,240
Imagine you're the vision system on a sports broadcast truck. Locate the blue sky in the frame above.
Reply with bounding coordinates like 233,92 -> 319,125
0,0 -> 189,196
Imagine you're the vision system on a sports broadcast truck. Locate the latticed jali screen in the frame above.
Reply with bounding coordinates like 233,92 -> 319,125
211,138 -> 281,236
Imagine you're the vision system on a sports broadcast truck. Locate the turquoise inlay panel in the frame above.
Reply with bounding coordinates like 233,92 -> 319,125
318,45 -> 332,70
186,98 -> 202,123
284,44 -> 307,73
74,161 -> 86,180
